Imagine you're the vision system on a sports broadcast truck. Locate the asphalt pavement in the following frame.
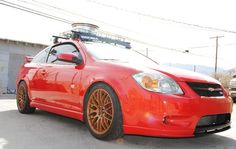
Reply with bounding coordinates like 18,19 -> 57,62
0,97 -> 235,149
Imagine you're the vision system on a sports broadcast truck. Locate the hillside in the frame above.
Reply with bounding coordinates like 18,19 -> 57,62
163,63 -> 226,76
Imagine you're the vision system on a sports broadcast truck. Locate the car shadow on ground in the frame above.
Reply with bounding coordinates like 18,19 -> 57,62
0,109 -> 235,149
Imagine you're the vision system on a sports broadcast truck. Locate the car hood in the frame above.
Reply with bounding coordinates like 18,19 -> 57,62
152,65 -> 220,84
102,60 -> 220,84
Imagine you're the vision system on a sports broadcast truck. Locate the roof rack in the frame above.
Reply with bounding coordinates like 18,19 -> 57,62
73,30 -> 131,49
52,33 -> 131,49
60,24 -> 131,49
52,35 -> 69,44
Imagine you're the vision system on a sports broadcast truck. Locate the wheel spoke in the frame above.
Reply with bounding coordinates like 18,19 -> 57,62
102,117 -> 109,128
89,103 -> 98,109
105,106 -> 112,112
97,118 -> 101,131
99,90 -> 102,104
100,118 -> 107,131
91,93 -> 99,106
96,91 -> 101,106
89,110 -> 97,116
103,100 -> 111,107
92,117 -> 99,127
100,92 -> 107,106
104,102 -> 112,110
103,115 -> 112,122
104,110 -> 112,117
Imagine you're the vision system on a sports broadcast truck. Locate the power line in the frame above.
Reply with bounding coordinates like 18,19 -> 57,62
15,0 -> 210,57
86,0 -> 236,34
17,0 -> 143,35
0,0 -> 72,24
186,42 -> 236,49
0,1 -> 222,59
18,0 -> 56,11
14,0 -> 214,57
1,0 -> 185,55
132,38 -> 236,65
1,0 -> 235,65
24,0 -> 236,65
17,0 -> 236,57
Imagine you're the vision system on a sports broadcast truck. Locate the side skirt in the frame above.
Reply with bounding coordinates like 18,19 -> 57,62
30,102 -> 84,121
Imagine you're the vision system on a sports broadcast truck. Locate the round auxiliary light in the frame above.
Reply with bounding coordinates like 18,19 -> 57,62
71,23 -> 99,31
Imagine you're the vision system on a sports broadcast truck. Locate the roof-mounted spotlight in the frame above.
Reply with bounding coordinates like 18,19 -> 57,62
72,23 -> 99,31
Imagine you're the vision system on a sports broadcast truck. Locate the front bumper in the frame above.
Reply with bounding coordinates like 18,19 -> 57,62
123,96 -> 232,137
229,90 -> 236,98
122,81 -> 233,137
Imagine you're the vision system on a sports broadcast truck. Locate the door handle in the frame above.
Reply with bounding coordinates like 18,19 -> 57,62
41,70 -> 46,75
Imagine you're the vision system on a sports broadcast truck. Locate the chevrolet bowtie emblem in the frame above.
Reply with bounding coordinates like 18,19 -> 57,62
208,88 -> 215,92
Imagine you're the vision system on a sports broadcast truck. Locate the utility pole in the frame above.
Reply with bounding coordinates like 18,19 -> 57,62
210,36 -> 224,78
193,65 -> 196,72
183,50 -> 196,72
146,48 -> 149,57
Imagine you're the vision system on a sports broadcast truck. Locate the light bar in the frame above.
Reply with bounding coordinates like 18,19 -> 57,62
71,30 -> 131,49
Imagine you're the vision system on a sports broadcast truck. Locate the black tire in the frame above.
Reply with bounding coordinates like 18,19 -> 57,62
84,83 -> 123,140
233,98 -> 236,103
16,81 -> 36,114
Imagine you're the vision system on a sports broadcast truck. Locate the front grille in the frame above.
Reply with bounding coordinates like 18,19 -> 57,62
187,82 -> 224,97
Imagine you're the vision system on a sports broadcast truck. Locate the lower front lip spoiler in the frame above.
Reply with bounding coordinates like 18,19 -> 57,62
194,122 -> 231,135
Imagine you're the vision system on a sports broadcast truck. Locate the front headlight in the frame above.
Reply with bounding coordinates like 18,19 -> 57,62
133,72 -> 183,94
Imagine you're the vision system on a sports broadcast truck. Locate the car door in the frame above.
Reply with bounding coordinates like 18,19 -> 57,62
44,43 -> 83,112
29,47 -> 51,104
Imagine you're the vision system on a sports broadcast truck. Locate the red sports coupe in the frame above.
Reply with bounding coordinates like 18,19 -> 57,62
16,26 -> 233,140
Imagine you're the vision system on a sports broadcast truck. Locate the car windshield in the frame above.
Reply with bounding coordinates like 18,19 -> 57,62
84,42 -> 158,68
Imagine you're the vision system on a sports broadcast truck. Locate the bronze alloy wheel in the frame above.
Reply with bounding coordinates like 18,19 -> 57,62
17,85 -> 26,110
16,82 -> 36,114
87,88 -> 114,135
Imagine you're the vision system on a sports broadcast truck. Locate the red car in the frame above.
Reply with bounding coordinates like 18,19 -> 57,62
16,27 -> 233,140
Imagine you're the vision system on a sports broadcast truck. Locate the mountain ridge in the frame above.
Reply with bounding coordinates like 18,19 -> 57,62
163,63 -> 226,76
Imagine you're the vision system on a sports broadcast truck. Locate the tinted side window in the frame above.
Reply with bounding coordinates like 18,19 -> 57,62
47,44 -> 80,64
31,47 -> 49,63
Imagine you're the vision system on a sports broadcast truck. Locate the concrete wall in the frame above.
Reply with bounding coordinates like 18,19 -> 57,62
8,53 -> 25,90
0,39 -> 47,94
0,50 -> 9,94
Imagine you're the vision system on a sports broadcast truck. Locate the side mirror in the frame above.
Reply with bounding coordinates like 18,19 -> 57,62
57,53 -> 82,65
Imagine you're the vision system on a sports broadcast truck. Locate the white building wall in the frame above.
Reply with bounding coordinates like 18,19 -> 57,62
0,50 -> 9,93
0,39 -> 47,94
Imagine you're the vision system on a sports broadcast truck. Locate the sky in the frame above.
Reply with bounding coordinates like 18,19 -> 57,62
0,0 -> 236,70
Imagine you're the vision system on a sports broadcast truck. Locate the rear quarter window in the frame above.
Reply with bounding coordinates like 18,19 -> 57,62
31,47 -> 50,63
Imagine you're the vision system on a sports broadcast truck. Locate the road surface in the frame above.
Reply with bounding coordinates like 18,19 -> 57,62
0,98 -> 235,149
